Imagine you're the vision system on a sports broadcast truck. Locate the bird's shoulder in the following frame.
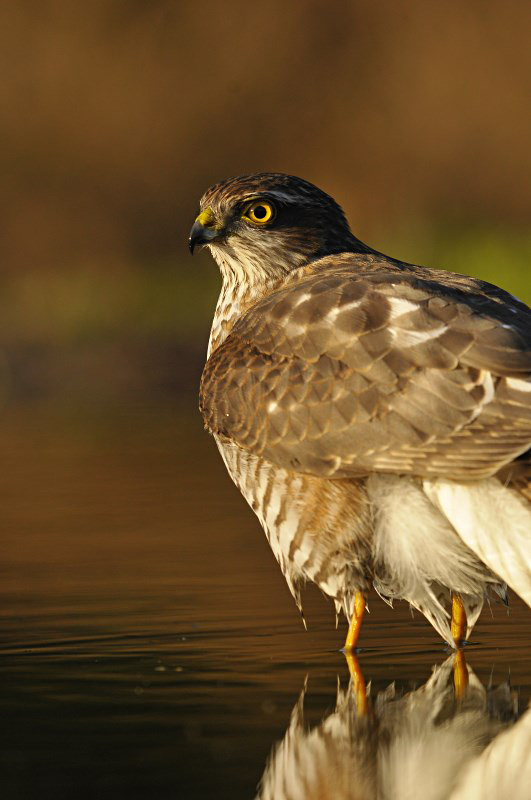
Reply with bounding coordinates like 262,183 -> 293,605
227,252 -> 531,365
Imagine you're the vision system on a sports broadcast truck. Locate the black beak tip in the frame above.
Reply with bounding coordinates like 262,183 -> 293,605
188,219 -> 208,255
188,219 -> 221,254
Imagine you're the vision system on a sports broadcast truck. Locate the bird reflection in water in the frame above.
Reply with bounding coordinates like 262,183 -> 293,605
256,651 -> 530,800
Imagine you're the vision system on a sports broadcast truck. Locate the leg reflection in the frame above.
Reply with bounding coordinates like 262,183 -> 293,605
453,648 -> 469,700
344,651 -> 368,717
255,652 -> 520,800
451,592 -> 469,701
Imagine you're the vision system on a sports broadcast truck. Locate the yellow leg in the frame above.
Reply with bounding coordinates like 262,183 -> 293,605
344,652 -> 368,716
453,648 -> 469,700
451,592 -> 467,648
343,591 -> 366,652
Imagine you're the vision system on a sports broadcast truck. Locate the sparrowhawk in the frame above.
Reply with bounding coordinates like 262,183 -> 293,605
189,173 -> 531,649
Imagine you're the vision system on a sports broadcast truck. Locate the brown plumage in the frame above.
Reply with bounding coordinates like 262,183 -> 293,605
190,173 -> 531,646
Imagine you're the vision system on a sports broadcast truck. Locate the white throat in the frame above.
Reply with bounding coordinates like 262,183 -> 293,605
206,243 -> 297,356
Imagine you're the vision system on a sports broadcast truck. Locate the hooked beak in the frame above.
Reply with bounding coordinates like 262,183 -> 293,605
188,208 -> 223,254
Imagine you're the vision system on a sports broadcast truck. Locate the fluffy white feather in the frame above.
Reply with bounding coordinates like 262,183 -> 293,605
367,474 -> 494,643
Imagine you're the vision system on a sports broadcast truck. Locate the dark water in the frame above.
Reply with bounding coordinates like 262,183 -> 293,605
1,406 -> 530,799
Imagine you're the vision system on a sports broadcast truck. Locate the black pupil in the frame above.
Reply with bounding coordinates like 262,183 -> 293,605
253,205 -> 268,219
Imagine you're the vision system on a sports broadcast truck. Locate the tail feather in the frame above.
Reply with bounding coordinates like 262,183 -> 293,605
423,478 -> 531,607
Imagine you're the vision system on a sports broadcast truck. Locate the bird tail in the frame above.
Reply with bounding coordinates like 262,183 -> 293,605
423,478 -> 531,608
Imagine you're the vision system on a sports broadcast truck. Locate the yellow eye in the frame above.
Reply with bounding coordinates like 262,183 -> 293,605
243,200 -> 275,225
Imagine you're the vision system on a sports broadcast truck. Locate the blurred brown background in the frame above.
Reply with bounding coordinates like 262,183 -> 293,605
1,0 -> 530,406
2,14 -> 531,792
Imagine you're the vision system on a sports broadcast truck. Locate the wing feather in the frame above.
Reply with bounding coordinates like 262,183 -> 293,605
200,263 -> 531,480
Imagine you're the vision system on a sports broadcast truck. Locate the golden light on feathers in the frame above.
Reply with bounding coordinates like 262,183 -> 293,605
191,172 -> 531,649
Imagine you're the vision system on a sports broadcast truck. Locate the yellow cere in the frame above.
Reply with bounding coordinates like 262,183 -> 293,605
196,208 -> 221,229
243,201 -> 274,225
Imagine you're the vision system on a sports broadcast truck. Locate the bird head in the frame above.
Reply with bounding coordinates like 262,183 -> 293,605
189,173 -> 366,283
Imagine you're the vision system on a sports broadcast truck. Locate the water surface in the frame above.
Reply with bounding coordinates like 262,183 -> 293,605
1,405 -> 529,798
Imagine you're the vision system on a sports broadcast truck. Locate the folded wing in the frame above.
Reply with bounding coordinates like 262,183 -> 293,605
201,261 -> 531,482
